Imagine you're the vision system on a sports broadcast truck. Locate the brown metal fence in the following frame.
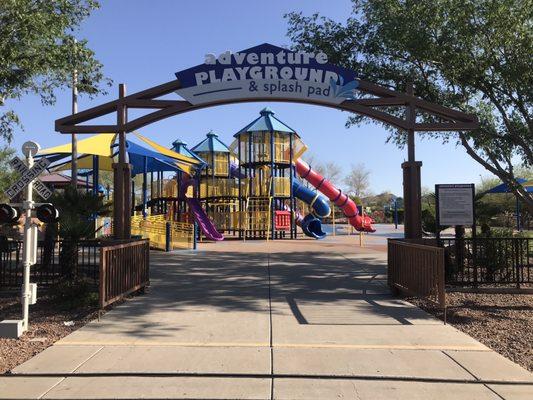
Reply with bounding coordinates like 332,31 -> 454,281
387,239 -> 446,308
441,237 -> 532,287
0,239 -> 100,288
99,239 -> 150,308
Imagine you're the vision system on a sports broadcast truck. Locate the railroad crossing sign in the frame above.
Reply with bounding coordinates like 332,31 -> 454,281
6,156 -> 53,200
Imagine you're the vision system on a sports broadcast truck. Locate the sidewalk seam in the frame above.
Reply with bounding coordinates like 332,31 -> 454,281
442,350 -> 480,380
71,346 -> 105,373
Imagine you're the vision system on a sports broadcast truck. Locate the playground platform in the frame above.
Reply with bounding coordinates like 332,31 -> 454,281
2,230 -> 532,399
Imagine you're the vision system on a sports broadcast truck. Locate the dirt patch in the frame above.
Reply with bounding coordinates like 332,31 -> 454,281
0,293 -> 100,374
409,292 -> 533,372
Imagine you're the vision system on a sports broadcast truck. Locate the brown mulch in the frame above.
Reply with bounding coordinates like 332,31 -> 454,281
0,293 -> 100,374
409,291 -> 533,372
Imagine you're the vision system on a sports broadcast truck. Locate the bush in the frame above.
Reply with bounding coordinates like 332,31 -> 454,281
48,279 -> 98,309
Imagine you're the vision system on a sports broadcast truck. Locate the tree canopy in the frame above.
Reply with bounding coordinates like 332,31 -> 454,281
286,0 -> 533,211
0,0 -> 110,142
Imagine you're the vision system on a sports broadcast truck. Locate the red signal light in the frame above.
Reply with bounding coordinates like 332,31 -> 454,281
35,204 -> 59,223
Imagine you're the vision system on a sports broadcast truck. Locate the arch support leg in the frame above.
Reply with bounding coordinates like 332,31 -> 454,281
402,161 -> 422,239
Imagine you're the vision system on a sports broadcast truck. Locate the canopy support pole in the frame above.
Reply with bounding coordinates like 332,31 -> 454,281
92,155 -> 99,195
142,156 -> 147,218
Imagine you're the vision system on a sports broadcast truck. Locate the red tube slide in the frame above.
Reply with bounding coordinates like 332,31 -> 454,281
295,159 -> 375,233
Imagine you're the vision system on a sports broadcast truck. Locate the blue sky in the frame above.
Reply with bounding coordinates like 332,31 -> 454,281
7,0 -> 492,195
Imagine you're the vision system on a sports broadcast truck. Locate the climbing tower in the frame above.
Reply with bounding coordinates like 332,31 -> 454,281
231,108 -> 299,240
191,131 -> 241,236
163,139 -> 205,222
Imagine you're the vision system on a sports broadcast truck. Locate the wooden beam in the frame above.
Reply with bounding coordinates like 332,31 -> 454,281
55,77 -> 479,134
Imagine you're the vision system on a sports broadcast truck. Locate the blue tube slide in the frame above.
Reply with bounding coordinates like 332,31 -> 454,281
292,178 -> 330,239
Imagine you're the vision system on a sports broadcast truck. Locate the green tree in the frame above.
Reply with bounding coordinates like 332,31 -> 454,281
0,0 -> 110,142
48,186 -> 110,280
286,0 -> 533,212
0,146 -> 17,201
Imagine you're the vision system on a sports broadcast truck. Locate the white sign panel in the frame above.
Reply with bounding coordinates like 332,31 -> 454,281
436,184 -> 474,226
6,157 -> 52,199
33,180 -> 53,200
175,43 -> 360,106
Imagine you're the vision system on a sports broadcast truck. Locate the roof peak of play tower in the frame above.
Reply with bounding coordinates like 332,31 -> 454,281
234,108 -> 299,137
170,138 -> 207,163
192,131 -> 230,153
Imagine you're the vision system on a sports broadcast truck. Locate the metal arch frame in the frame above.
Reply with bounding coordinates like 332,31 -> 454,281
54,78 -> 479,240
55,78 -> 478,134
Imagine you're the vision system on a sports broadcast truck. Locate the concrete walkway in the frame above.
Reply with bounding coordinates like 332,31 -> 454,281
1,233 -> 532,399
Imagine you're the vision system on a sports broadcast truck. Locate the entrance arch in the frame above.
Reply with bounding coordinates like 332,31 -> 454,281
55,43 -> 478,239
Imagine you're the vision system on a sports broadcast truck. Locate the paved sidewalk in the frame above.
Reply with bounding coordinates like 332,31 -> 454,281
1,234 -> 532,399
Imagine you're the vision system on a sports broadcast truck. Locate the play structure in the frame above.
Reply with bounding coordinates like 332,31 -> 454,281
157,107 -> 375,241
38,107 -> 375,247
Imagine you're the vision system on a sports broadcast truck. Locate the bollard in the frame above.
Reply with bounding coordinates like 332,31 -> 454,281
165,222 -> 171,252
193,222 -> 198,250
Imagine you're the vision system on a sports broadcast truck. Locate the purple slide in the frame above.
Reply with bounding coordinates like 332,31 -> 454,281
182,179 -> 224,241
229,162 -> 246,179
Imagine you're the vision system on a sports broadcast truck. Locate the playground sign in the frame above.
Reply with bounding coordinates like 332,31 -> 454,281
435,184 -> 475,226
6,156 -> 52,200
175,43 -> 359,106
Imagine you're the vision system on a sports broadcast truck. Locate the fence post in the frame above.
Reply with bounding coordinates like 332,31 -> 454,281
165,222 -> 171,252
193,222 -> 197,250
99,246 -> 106,309
515,239 -> 520,289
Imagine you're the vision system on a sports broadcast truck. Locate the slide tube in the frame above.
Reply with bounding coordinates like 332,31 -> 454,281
292,178 -> 331,218
290,178 -> 329,239
295,159 -> 375,233
284,205 -> 326,240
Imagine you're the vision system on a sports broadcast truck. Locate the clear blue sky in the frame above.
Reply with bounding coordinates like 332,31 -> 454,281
8,0 -> 491,195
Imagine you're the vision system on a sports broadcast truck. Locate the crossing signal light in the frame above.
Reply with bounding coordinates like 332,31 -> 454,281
35,204 -> 59,223
0,204 -> 21,223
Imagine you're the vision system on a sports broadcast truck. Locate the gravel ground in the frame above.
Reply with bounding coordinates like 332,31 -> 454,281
409,291 -> 533,372
0,293 -> 100,374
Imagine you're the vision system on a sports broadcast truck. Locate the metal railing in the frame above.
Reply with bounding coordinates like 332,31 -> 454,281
388,239 -> 446,308
99,239 -> 149,308
0,239 -> 100,288
131,215 -> 167,250
441,237 -> 532,287
168,221 -> 194,250
131,215 -> 194,251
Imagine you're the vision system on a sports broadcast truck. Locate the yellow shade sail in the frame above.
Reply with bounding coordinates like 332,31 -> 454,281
134,132 -> 202,166
53,155 -> 115,172
39,134 -> 116,157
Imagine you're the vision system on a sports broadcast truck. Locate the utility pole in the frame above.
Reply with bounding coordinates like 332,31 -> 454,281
71,39 -> 78,189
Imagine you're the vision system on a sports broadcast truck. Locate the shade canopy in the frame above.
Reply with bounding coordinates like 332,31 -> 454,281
125,141 -> 183,175
41,133 -> 203,176
52,141 -> 186,176
485,178 -> 533,194
53,154 -> 115,172
39,134 -> 116,157
134,132 -> 204,174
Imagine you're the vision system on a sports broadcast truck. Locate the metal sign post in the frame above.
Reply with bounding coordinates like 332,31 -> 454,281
0,141 -> 54,338
21,143 -> 37,333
